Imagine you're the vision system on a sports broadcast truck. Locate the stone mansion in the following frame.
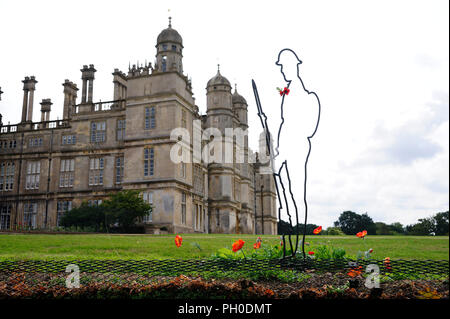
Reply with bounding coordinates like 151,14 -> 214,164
0,20 -> 277,234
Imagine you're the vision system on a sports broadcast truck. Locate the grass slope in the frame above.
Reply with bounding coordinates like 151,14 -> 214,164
0,233 -> 448,261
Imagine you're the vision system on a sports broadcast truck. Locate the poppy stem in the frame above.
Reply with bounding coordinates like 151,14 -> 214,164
241,249 -> 246,259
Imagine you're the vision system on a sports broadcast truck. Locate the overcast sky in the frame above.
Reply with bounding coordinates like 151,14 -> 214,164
0,0 -> 448,228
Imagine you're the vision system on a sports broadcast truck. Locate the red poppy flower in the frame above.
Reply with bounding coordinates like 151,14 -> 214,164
253,237 -> 262,249
174,235 -> 183,247
347,266 -> 362,277
384,257 -> 392,270
308,251 -> 315,255
356,230 -> 368,238
277,87 -> 290,96
313,226 -> 322,235
232,239 -> 245,252
369,248 -> 374,254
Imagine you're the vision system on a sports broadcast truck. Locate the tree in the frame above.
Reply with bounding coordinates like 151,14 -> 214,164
60,202 -> 106,231
434,211 -> 449,236
102,190 -> 152,228
61,190 -> 151,232
334,211 -> 359,234
325,227 -> 345,235
360,213 -> 377,234
375,222 -> 392,235
334,211 -> 376,235
406,211 -> 449,236
294,223 -> 320,235
406,217 -> 435,235
388,222 -> 405,234
277,221 -> 320,235
277,220 -> 293,235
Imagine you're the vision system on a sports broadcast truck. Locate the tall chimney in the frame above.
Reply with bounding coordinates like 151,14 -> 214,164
21,77 -> 30,122
21,76 -> 38,122
81,64 -> 96,104
27,76 -> 37,121
62,80 -> 78,119
112,69 -> 128,107
40,99 -> 52,122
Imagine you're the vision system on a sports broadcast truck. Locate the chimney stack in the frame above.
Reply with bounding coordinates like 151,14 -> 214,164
21,76 -> 38,122
62,80 -> 79,119
40,98 -> 52,122
112,69 -> 128,107
81,64 -> 96,104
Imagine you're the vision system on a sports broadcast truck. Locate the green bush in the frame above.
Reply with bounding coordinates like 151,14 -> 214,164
60,203 -> 106,232
61,190 -> 151,233
325,227 -> 345,236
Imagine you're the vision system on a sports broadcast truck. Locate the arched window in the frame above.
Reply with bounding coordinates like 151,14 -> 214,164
162,56 -> 167,72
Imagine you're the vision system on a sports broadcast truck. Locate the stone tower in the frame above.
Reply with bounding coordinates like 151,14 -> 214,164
231,86 -> 255,233
155,17 -> 183,74
205,67 -> 241,233
232,85 -> 249,167
123,18 -> 199,234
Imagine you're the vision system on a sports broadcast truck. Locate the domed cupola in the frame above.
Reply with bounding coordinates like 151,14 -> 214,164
232,84 -> 248,127
157,20 -> 183,47
155,17 -> 184,73
206,65 -> 233,112
232,85 -> 247,105
207,69 -> 231,88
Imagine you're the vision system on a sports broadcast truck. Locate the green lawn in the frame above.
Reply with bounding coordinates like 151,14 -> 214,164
0,233 -> 448,261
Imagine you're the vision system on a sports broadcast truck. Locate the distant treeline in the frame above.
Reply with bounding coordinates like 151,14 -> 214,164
278,210 -> 449,236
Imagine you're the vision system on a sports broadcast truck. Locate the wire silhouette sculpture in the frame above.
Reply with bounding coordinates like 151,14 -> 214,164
252,48 -> 321,258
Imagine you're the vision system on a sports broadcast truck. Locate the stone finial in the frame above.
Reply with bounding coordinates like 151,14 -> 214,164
169,16 -> 172,28
0,86 -> 3,101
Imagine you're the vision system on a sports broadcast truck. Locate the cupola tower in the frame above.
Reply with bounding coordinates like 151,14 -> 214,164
155,17 -> 184,73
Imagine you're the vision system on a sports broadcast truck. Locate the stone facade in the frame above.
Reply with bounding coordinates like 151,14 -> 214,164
0,21 -> 277,234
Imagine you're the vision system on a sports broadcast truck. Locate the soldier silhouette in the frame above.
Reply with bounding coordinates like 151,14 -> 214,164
252,48 -> 321,258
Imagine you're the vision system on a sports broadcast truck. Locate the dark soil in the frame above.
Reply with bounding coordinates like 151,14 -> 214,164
0,271 -> 448,299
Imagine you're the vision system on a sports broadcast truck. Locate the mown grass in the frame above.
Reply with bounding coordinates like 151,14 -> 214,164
0,233 -> 448,261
